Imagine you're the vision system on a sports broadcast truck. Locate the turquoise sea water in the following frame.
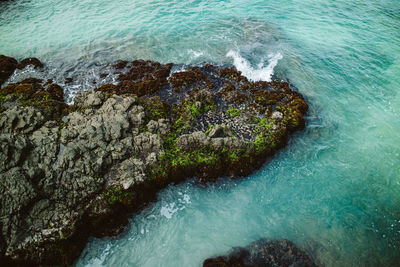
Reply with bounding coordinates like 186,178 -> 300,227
1,0 -> 400,266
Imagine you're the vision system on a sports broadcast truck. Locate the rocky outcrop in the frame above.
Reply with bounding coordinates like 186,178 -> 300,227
203,239 -> 317,267
0,58 -> 308,266
16,57 -> 44,70
0,55 -> 44,86
0,55 -> 17,86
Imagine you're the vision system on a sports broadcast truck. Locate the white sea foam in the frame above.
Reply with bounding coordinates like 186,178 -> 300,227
140,228 -> 149,235
188,49 -> 204,59
160,193 -> 191,219
169,65 -> 187,76
160,203 -> 179,219
226,50 -> 282,82
85,243 -> 111,267
183,194 -> 191,204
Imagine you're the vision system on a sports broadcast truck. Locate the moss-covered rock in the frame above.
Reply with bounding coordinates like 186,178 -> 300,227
0,79 -> 67,121
95,61 -> 172,97
169,66 -> 213,92
0,58 -> 308,266
219,66 -> 248,83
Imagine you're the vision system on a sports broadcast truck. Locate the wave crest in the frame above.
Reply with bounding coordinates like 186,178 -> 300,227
226,50 -> 282,82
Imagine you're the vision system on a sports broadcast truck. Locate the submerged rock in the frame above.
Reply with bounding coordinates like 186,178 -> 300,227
203,239 -> 317,267
0,58 -> 308,266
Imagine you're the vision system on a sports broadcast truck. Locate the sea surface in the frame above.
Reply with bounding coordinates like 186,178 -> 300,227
1,0 -> 400,266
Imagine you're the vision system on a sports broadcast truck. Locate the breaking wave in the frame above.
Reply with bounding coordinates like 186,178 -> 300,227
227,50 -> 282,82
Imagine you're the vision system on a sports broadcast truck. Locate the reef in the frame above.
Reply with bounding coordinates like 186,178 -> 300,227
0,55 -> 308,266
203,239 -> 317,267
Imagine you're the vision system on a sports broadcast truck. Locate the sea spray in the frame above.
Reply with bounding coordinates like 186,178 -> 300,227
227,50 -> 282,82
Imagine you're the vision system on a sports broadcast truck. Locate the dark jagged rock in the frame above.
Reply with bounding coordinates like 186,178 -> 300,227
0,57 -> 308,266
169,66 -> 213,92
96,60 -> 173,96
0,55 -> 18,86
0,56 -> 44,87
0,80 -> 67,119
46,83 -> 64,101
45,79 -> 53,85
219,67 -> 248,83
17,77 -> 43,85
16,57 -> 44,70
203,239 -> 317,267
113,60 -> 129,69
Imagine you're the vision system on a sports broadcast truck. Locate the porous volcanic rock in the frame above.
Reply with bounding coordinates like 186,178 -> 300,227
0,58 -> 308,266
203,239 -> 317,267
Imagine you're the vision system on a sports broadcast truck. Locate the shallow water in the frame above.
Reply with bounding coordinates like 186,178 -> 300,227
1,0 -> 400,266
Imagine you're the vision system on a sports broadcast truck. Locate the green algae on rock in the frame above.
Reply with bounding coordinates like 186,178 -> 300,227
0,59 -> 308,266
0,79 -> 67,120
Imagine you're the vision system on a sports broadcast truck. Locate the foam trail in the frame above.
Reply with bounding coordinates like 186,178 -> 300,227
188,49 -> 204,59
227,50 -> 282,82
